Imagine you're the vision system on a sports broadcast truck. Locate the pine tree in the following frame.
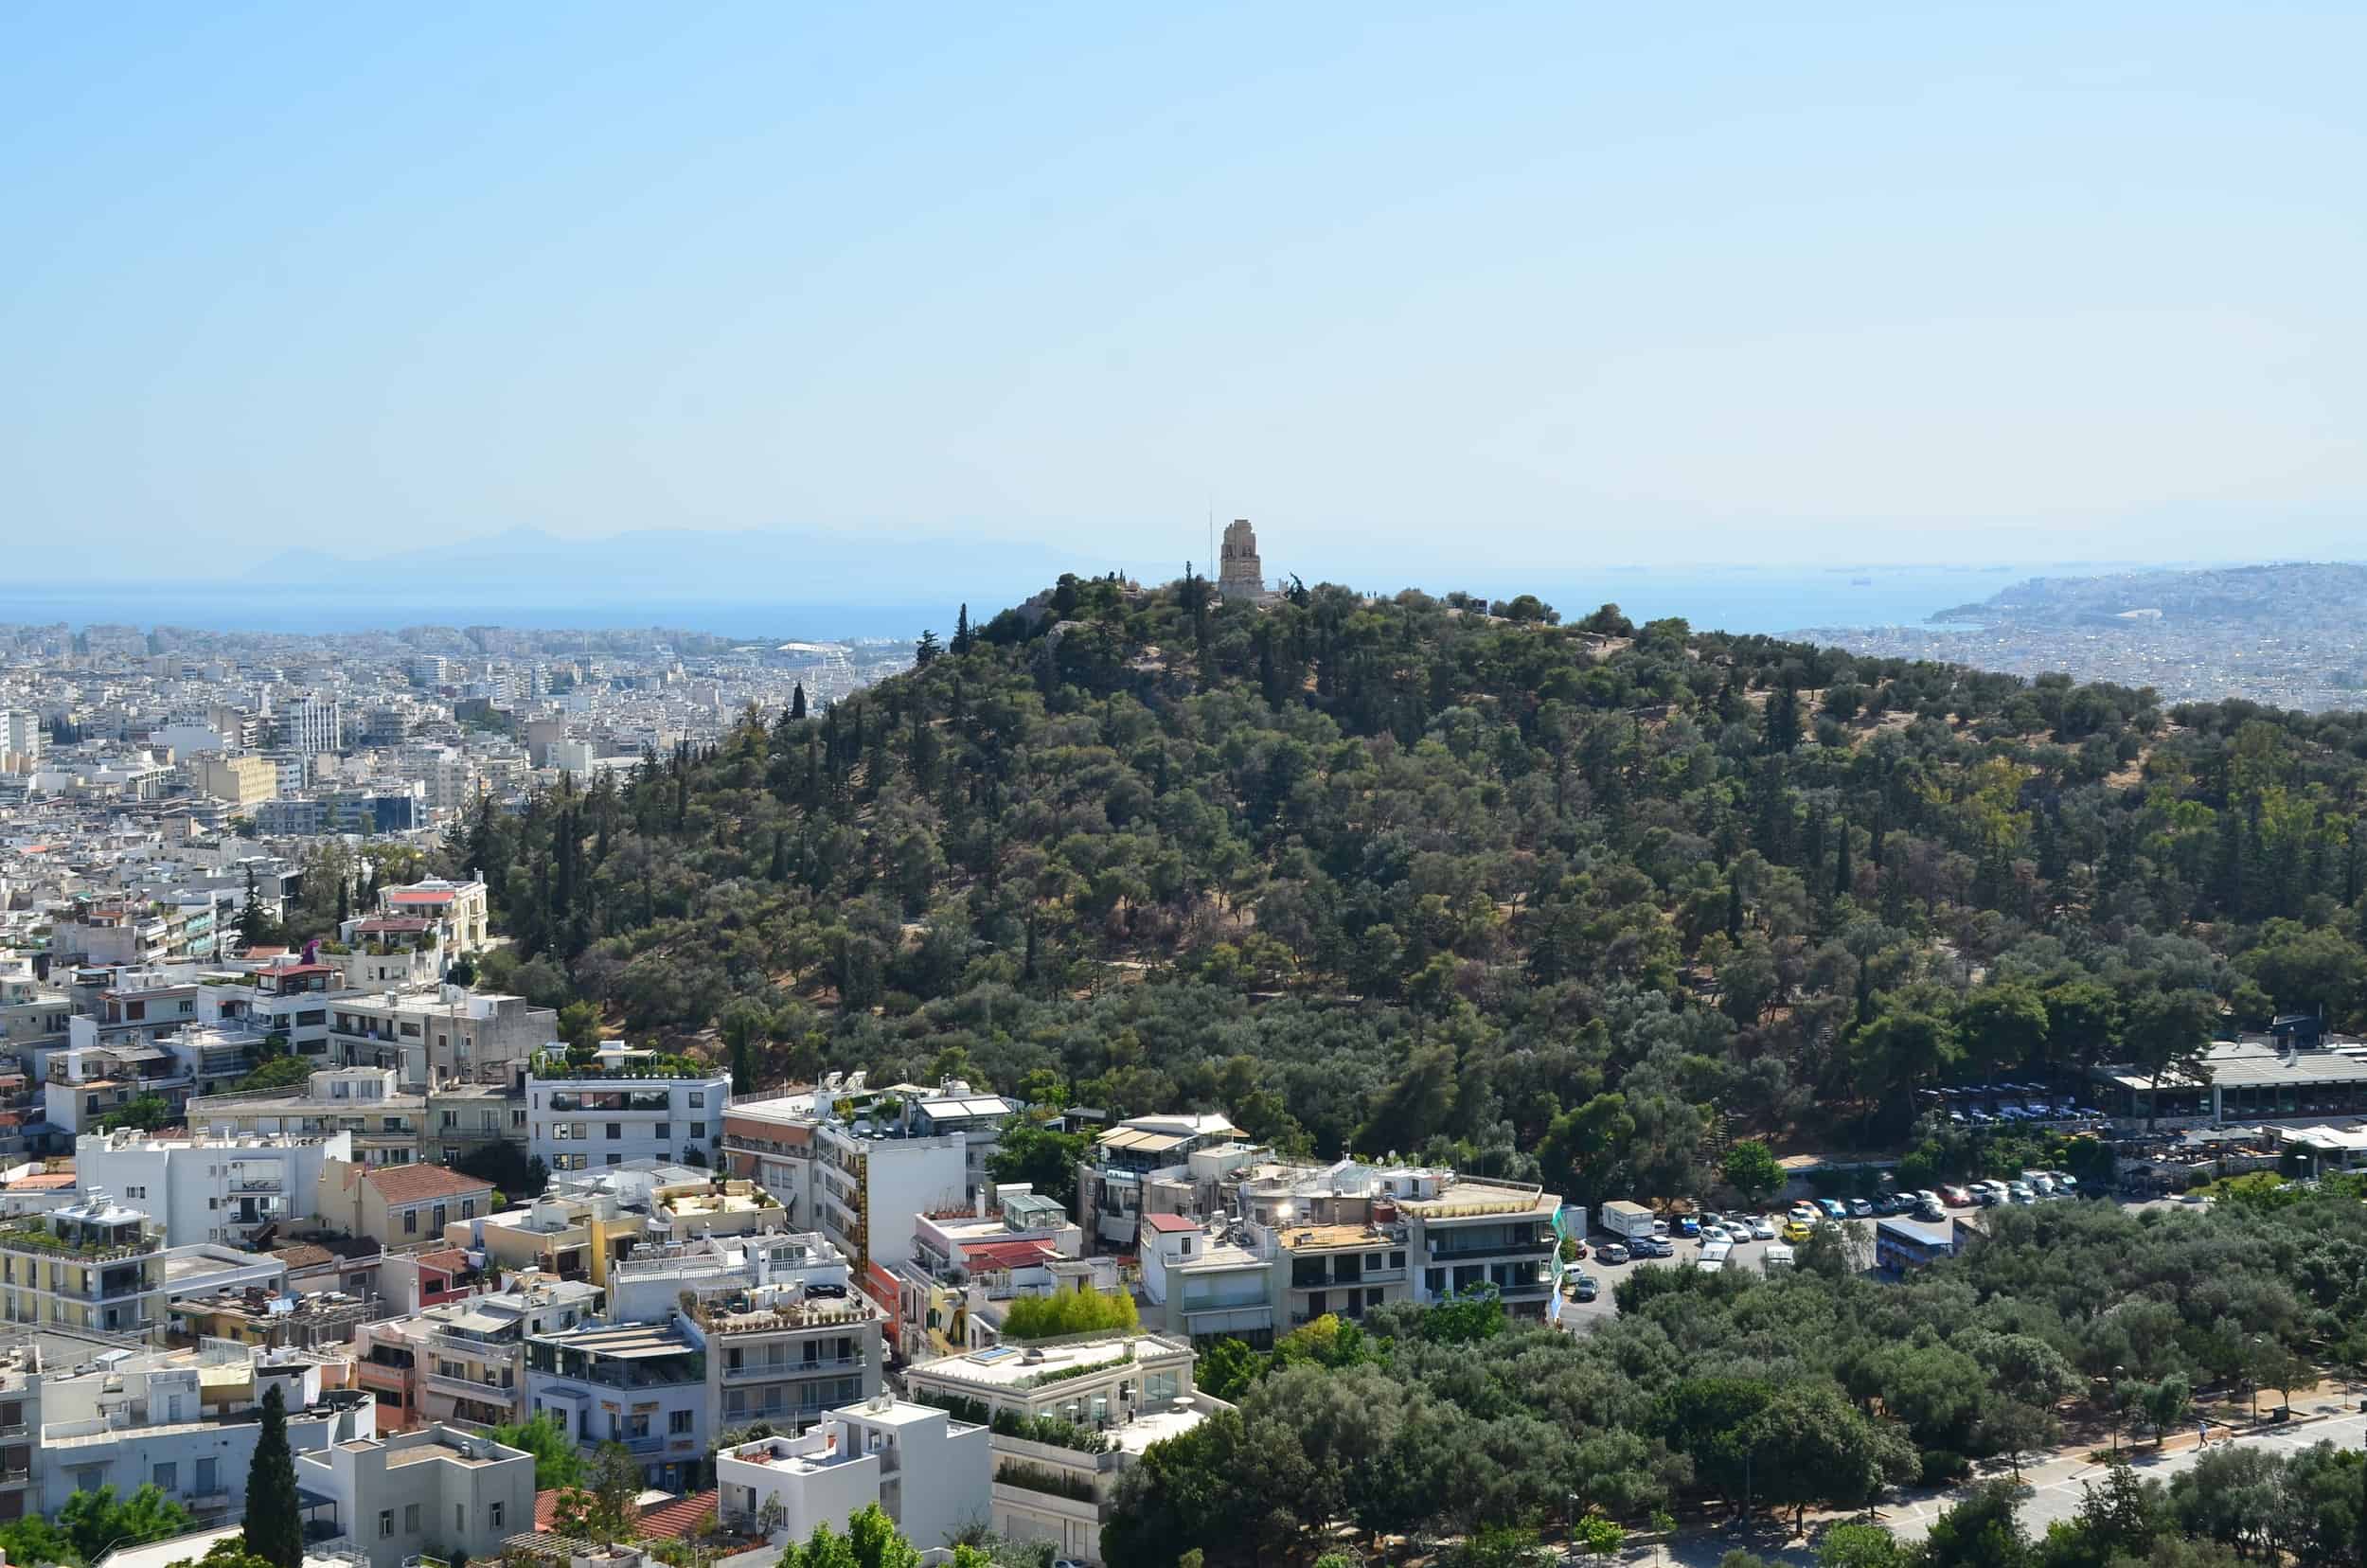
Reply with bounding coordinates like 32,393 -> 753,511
915,630 -> 940,668
244,1383 -> 302,1568
790,683 -> 807,722
1832,817 -> 1853,899
952,604 -> 972,656
1764,683 -> 1802,755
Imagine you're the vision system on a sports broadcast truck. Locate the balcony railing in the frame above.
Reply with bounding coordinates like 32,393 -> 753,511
423,1369 -> 515,1399
0,1227 -> 160,1263
721,1354 -> 866,1381
1425,1236 -> 1550,1260
620,1434 -> 667,1455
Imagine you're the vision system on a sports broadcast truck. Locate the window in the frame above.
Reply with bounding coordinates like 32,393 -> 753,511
442,1111 -> 458,1129
126,1001 -> 146,1021
489,1502 -> 505,1530
606,1123 -> 622,1140
379,1511 -> 394,1540
669,1409 -> 693,1434
404,1504 -> 420,1532
383,1116 -> 403,1132
1366,1288 -> 1384,1308
454,1505 -> 467,1536
688,1092 -> 705,1108
689,1123 -> 706,1140
403,1209 -> 418,1235
433,1204 -> 448,1231
1424,1268 -> 1447,1295
653,1123 -> 669,1141
461,1200 -> 476,1220
178,999 -> 195,1014
1390,1250 -> 1406,1269
153,1462 -> 177,1492
605,1153 -> 622,1167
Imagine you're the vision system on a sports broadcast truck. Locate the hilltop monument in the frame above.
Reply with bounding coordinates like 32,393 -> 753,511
1218,518 -> 1265,600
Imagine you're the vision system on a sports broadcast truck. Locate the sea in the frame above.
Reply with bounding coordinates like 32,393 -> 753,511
0,563 -> 2117,644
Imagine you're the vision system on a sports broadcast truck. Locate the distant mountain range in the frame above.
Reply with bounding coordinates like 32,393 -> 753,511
1931,561 -> 2367,628
240,526 -> 1101,607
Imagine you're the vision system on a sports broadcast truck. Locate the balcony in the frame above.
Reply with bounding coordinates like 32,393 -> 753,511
423,1369 -> 515,1401
620,1434 -> 667,1455
721,1354 -> 866,1381
1424,1234 -> 1550,1261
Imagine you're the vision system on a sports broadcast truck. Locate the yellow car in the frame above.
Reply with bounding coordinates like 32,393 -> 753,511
1782,1221 -> 1813,1243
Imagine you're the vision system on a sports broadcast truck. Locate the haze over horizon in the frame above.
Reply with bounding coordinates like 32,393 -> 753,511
8,5 -> 2365,579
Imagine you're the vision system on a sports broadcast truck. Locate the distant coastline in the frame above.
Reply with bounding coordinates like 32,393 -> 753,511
0,561 -> 2146,644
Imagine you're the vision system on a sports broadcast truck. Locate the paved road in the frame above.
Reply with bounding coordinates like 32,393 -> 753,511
1879,1406 -> 2367,1544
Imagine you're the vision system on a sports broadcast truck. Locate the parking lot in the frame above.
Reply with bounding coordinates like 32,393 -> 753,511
1556,1213 -> 1799,1332
1555,1187 -> 2114,1334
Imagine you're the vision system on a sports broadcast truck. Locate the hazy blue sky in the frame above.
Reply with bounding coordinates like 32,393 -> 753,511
7,3 -> 2365,581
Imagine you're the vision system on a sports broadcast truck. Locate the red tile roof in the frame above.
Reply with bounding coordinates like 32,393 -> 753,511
365,1165 -> 494,1203
534,1488 -> 718,1541
961,1238 -> 1057,1271
388,889 -> 456,904
1141,1212 -> 1199,1234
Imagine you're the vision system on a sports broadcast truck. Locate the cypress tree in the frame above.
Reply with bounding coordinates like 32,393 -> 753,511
952,604 -> 972,656
245,1383 -> 302,1568
1832,817 -> 1853,899
790,683 -> 807,722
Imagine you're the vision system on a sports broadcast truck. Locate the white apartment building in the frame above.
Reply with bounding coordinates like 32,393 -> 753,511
811,1120 -> 970,1278
283,694 -> 344,757
717,1397 -> 991,1549
902,1333 -> 1206,1564
327,984 -> 555,1084
34,1338 -> 375,1523
294,1423 -> 533,1568
528,1049 -> 729,1174
189,1066 -> 428,1167
525,1316 -> 711,1491
606,1233 -> 884,1435
76,1128 -> 355,1248
0,710 -> 43,772
1136,1214 -> 1278,1345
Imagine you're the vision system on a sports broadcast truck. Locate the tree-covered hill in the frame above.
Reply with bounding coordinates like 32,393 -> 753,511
453,572 -> 2367,1202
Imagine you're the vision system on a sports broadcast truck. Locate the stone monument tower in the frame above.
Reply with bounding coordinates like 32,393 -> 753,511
1218,518 -> 1264,600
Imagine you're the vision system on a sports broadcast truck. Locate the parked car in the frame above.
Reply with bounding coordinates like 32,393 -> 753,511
1597,1240 -> 1629,1265
2007,1182 -> 2037,1203
1941,1185 -> 1973,1207
1750,1216 -> 1776,1239
1676,1214 -> 1700,1238
1567,1239 -> 1589,1259
1789,1203 -> 1821,1224
1700,1223 -> 1732,1243
1846,1198 -> 1873,1218
1782,1220 -> 1814,1243
1816,1198 -> 1848,1221
1631,1235 -> 1674,1258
